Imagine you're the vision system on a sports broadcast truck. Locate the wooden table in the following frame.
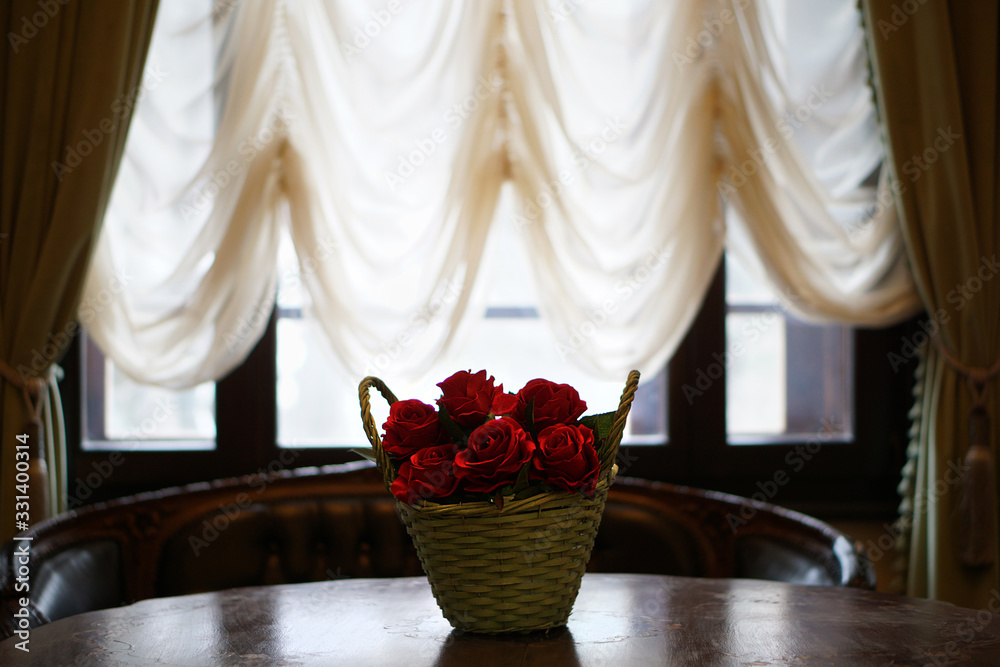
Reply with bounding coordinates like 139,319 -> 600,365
2,574 -> 1000,665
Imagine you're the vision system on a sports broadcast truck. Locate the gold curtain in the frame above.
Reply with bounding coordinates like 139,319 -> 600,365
864,0 -> 1000,607
0,0 -> 158,540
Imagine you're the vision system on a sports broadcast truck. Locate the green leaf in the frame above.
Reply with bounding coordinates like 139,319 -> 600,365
524,398 -> 538,441
349,448 -> 377,463
512,461 -> 534,495
437,405 -> 469,445
580,410 -> 615,441
580,410 -> 616,456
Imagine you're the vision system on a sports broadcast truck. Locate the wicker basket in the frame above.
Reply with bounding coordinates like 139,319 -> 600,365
358,371 -> 640,634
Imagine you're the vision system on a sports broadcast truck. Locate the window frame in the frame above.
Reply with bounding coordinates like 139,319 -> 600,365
655,265 -> 916,519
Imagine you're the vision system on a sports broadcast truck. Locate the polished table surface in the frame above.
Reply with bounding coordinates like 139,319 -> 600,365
3,574 -> 1000,666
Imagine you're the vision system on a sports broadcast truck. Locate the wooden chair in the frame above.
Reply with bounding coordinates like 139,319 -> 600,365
0,462 -> 873,637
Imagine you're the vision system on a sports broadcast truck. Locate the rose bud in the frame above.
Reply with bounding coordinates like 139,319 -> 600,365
454,416 -> 535,493
381,399 -> 448,458
511,378 -> 588,431
390,444 -> 460,505
436,369 -> 500,428
529,424 -> 600,495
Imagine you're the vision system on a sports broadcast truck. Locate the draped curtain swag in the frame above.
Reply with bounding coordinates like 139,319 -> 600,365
85,0 -> 918,393
864,0 -> 1000,609
0,0 -> 159,540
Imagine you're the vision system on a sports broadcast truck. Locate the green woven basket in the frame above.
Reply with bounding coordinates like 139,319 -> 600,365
359,370 -> 640,634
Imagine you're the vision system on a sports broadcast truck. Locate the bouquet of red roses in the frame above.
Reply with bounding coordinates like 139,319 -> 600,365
359,368 -> 637,633
378,370 -> 617,507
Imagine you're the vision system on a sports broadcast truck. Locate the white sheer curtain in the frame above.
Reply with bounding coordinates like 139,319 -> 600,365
718,0 -> 919,323
83,0 -> 919,389
505,1 -> 723,378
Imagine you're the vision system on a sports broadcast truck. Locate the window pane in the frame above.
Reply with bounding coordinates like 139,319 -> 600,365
725,251 -> 777,306
725,311 -> 787,435
104,365 -> 216,442
784,319 -> 853,439
277,317 -> 358,446
725,254 -> 852,444
83,335 -> 216,451
276,311 -> 666,448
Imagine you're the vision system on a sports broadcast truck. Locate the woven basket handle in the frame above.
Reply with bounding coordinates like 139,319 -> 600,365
359,376 -> 399,491
598,370 -> 641,475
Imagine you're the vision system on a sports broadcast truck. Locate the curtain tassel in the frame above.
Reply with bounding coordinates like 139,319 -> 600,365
958,405 -> 996,567
934,336 -> 1000,568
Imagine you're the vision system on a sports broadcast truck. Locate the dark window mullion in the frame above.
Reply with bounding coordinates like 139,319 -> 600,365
668,260 -> 728,480
216,307 -> 278,474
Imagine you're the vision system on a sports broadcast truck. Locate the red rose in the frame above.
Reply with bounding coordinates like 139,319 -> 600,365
511,379 -> 588,431
381,399 -> 447,458
491,390 -> 518,416
530,424 -> 600,495
390,444 -> 460,504
454,417 -> 535,493
436,370 -> 500,428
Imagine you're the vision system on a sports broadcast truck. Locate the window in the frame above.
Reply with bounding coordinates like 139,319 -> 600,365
66,232 -> 916,518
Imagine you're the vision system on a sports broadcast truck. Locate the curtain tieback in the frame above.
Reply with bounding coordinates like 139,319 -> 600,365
933,336 -> 1000,568
0,358 -> 46,426
0,359 -> 59,524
